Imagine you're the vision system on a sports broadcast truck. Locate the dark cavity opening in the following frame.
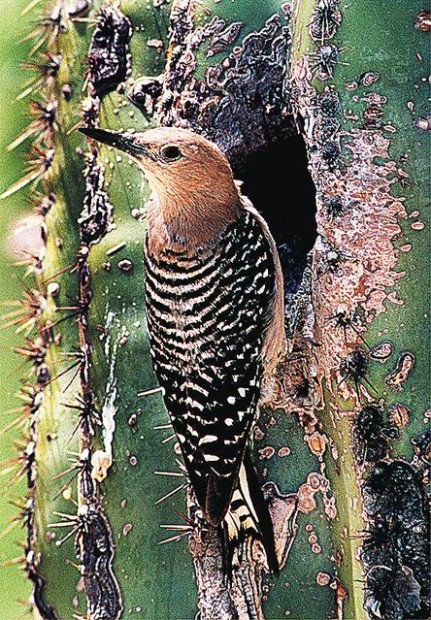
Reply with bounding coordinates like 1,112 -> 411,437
239,135 -> 317,314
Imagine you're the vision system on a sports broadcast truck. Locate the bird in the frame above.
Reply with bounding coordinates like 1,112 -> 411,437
80,125 -> 286,573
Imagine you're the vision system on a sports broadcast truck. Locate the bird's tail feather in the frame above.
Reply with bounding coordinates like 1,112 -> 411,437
222,450 -> 279,574
205,469 -> 236,526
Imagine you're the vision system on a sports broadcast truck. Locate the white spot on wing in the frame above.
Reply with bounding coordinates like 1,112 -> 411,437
203,454 -> 220,462
198,435 -> 218,446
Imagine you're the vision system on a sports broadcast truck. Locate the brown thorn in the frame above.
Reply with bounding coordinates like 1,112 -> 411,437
53,470 -> 79,500
155,483 -> 187,506
55,525 -> 79,546
0,412 -> 29,438
16,78 -> 43,102
154,471 -> 184,477
3,555 -> 25,568
43,262 -> 76,283
65,559 -> 81,572
0,169 -> 41,200
45,359 -> 81,387
39,311 -> 79,332
62,363 -> 82,394
21,0 -> 42,16
0,308 -> 29,319
0,518 -> 23,541
65,419 -> 82,447
0,465 -> 27,490
158,531 -> 189,545
161,434 -> 176,444
66,119 -> 84,136
159,524 -> 191,531
29,31 -> 50,57
53,465 -> 77,480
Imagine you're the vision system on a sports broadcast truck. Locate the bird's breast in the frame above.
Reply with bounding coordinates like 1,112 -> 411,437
143,211 -> 276,376
144,244 -> 227,365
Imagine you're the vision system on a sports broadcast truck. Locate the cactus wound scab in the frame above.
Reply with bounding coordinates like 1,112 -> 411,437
355,431 -> 430,618
79,156 -> 113,246
385,352 -> 416,393
88,4 -> 132,96
292,51 -> 411,402
63,4 -> 136,618
157,2 -> 294,167
289,3 -> 430,618
293,39 -> 408,394
1,1 -> 133,617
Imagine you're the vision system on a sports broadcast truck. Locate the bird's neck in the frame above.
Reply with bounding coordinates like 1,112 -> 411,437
145,185 -> 242,256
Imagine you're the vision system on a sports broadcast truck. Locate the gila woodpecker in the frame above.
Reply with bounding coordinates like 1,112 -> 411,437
80,126 -> 286,573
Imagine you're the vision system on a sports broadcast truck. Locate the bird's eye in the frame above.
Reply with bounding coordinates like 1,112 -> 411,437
160,145 -> 182,162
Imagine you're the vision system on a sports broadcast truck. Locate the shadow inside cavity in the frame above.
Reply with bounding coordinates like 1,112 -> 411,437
239,135 -> 317,298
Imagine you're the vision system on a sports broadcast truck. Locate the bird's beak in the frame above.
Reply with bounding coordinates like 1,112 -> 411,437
79,127 -> 153,159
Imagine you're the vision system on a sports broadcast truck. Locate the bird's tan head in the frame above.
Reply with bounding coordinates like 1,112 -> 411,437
80,126 -> 241,252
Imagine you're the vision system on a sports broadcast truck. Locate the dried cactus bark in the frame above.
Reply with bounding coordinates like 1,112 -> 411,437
0,0 -> 429,619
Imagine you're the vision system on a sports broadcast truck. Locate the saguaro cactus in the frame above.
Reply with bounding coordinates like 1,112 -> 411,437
1,1 -> 429,619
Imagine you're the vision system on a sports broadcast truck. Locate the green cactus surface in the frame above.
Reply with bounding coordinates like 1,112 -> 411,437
0,0 -> 429,619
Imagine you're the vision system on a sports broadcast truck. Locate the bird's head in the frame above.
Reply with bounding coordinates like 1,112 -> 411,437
80,126 -> 239,214
80,126 -> 242,252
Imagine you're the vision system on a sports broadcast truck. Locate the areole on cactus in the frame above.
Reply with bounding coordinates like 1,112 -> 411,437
0,1 -> 429,620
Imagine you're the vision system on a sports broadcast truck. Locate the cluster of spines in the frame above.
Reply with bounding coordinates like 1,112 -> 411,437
352,405 -> 430,619
50,5 -> 135,618
0,1 -> 123,617
306,4 -> 343,181
4,1 -> 133,615
0,3 -> 67,612
0,303 -> 58,612
314,86 -> 341,172
308,1 -> 342,82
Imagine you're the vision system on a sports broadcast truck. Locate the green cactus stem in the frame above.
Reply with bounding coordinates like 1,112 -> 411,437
0,0 -> 428,618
